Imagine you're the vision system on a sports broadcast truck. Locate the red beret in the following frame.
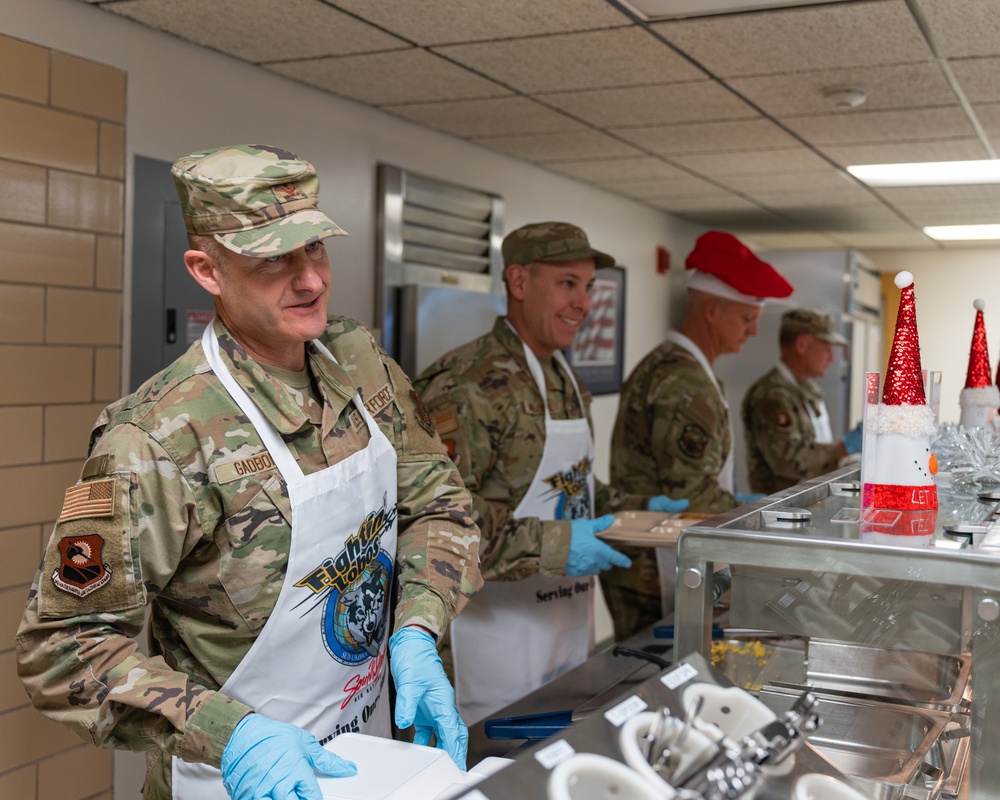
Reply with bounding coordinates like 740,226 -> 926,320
685,231 -> 792,300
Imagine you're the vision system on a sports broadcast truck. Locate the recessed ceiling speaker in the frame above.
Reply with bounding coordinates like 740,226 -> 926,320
822,86 -> 868,110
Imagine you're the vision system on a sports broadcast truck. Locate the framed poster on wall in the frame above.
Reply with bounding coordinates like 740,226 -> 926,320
566,265 -> 626,395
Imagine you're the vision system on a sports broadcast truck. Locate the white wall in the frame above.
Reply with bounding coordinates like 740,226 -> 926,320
862,247 -> 1000,427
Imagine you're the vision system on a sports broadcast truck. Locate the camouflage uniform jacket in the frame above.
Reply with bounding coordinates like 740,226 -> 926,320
414,317 -> 641,582
610,336 -> 737,514
742,364 -> 841,494
16,316 -> 482,799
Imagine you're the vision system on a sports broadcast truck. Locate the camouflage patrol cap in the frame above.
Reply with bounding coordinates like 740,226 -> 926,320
781,309 -> 849,346
170,143 -> 347,258
502,221 -> 614,269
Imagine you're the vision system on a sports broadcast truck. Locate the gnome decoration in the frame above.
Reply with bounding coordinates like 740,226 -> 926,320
959,299 -> 999,429
861,271 -> 938,543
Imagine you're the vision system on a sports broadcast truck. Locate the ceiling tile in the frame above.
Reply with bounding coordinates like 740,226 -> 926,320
741,231 -> 848,249
71,0 -> 1000,252
748,188 -> 882,210
899,202 -> 1000,227
331,0 -> 630,46
653,1 -> 929,78
613,118 -> 798,156
598,174 -> 728,200
819,139 -> 991,167
918,0 -> 1000,59
601,173 -> 723,196
948,58 -> 1000,105
434,28 -> 706,93
543,82 -> 758,129
676,206 -> 797,232
266,49 -> 510,105
544,157 -> 691,183
649,194 -> 766,214
782,107 -> 976,146
106,0 -> 406,62
974,103 -> 1000,136
384,97 -> 587,138
781,204 -> 913,233
837,230 -> 935,249
728,63 -> 952,118
876,184 -> 1000,223
715,168 -> 859,195
472,130 -> 645,163
670,147 -> 832,179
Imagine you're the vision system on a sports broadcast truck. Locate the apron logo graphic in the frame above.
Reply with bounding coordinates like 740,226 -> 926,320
52,534 -> 113,597
543,457 -> 592,520
294,494 -> 396,667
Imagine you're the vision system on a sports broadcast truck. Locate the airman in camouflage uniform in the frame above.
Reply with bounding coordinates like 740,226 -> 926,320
743,309 -> 854,494
16,145 -> 481,800
417,317 -> 642,583
604,231 -> 793,641
415,222 -> 675,720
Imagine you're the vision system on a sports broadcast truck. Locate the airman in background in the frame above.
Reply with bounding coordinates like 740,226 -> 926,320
604,230 -> 792,642
743,308 -> 861,495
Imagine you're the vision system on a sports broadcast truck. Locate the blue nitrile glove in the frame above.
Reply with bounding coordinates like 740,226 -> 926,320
734,492 -> 766,504
566,514 -> 631,576
648,496 -> 690,514
388,626 -> 468,770
842,422 -> 864,455
221,713 -> 356,800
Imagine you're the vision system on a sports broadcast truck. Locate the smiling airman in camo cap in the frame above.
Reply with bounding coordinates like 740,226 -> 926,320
171,143 -> 347,258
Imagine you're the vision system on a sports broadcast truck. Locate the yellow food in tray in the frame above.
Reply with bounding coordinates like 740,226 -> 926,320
711,638 -> 774,691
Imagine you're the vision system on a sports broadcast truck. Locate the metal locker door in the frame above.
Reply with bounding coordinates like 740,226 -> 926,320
130,156 -> 216,390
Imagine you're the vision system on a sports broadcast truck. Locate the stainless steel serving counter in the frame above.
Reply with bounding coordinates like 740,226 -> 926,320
674,466 -> 995,800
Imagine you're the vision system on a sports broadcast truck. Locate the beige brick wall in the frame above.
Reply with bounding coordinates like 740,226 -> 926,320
0,34 -> 124,800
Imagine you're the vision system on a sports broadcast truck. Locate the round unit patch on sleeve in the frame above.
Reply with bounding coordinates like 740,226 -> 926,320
774,411 -> 792,429
677,422 -> 709,459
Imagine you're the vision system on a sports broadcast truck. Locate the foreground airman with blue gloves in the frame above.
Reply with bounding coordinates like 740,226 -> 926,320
17,144 -> 482,800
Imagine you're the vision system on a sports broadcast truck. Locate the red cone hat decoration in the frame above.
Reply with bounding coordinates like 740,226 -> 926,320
882,272 -> 926,407
862,271 -> 938,536
960,298 -> 999,427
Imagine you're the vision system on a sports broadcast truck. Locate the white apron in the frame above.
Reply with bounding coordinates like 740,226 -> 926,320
172,325 -> 398,799
776,362 -> 832,444
451,332 -> 596,724
663,332 -> 735,493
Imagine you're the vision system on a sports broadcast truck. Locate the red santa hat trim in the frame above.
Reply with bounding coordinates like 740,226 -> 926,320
685,231 -> 792,303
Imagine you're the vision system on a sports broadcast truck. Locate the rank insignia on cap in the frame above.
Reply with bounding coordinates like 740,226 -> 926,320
273,183 -> 308,203
52,534 -> 113,597
410,390 -> 435,435
59,479 -> 115,522
775,412 -> 792,428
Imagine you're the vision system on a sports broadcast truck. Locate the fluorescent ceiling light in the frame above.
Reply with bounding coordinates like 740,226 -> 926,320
847,159 -> 1000,187
621,0 -> 853,21
924,225 -> 1000,241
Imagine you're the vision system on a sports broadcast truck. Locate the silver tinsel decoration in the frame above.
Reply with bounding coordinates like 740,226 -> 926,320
932,423 -> 1000,486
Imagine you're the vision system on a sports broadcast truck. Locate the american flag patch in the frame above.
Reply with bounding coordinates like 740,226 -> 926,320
59,479 -> 116,521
